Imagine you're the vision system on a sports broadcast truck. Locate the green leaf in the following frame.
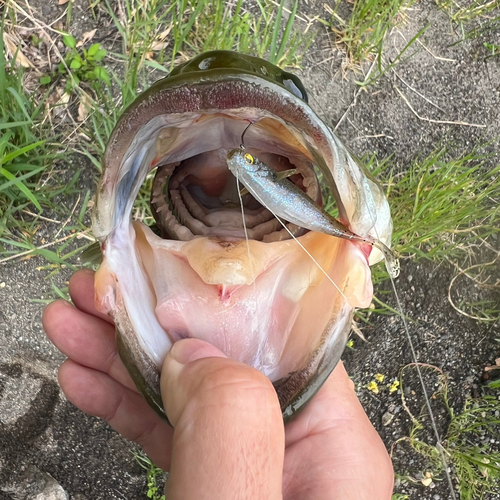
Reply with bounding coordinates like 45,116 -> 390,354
70,58 -> 82,69
87,43 -> 100,57
2,140 -> 45,163
94,67 -> 110,86
93,49 -> 107,62
62,33 -> 77,49
37,249 -> 66,264
40,75 -> 51,85
0,121 -> 31,131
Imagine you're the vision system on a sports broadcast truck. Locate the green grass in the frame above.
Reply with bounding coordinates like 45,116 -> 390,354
437,0 -> 499,24
437,0 -> 500,60
346,148 -> 500,323
188,0 -> 313,67
393,364 -> 500,500
363,147 -> 500,280
325,0 -> 413,69
0,22 -> 49,236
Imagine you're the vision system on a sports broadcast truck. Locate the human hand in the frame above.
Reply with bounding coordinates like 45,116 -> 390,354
43,268 -> 394,499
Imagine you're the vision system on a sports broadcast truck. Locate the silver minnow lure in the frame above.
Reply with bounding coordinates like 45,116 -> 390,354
226,148 -> 400,278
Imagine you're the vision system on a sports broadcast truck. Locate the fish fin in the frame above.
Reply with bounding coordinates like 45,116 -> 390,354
275,169 -> 298,181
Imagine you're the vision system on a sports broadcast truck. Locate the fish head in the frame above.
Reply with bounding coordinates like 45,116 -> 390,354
92,50 -> 394,422
226,149 -> 267,177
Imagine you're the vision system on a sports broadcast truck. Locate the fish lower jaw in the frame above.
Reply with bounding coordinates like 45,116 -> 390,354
96,220 -> 372,386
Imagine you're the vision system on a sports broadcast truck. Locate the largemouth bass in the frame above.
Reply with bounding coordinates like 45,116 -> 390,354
92,50 -> 394,422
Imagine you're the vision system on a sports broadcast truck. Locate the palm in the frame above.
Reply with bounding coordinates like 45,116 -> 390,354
43,270 -> 393,500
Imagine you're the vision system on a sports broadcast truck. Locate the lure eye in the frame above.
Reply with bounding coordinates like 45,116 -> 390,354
244,153 -> 255,164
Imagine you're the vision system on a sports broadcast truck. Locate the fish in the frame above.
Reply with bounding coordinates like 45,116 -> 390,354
226,148 -> 400,278
92,50 -> 395,422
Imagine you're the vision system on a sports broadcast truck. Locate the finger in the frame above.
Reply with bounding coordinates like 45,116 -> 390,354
59,359 -> 173,471
43,299 -> 137,392
69,268 -> 114,324
161,339 -> 284,500
283,362 -> 394,500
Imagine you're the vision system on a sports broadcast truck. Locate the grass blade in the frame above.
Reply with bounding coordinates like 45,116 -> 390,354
0,167 -> 43,211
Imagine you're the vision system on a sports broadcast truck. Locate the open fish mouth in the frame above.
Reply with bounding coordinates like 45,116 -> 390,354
92,51 -> 393,422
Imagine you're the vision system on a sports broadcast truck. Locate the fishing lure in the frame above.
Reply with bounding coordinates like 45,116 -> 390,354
226,148 -> 400,279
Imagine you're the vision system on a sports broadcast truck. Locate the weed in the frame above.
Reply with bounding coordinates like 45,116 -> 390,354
53,33 -> 111,93
0,18 -> 55,241
135,453 -> 166,500
361,148 -> 500,285
188,0 -> 313,67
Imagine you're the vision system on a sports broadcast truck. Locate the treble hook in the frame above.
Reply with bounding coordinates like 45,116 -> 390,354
240,121 -> 253,150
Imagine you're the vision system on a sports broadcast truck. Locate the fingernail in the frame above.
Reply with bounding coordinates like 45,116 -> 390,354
170,339 -> 226,365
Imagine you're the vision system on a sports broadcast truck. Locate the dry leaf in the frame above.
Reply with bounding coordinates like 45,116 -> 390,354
77,92 -> 93,122
77,29 -> 97,47
53,91 -> 71,118
58,0 -> 70,5
157,26 -> 172,41
421,477 -> 433,487
150,41 -> 168,51
3,32 -> 36,70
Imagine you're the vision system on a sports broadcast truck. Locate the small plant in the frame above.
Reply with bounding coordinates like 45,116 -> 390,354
484,41 -> 500,58
1,20 -> 54,240
135,453 -> 166,500
54,33 -> 110,92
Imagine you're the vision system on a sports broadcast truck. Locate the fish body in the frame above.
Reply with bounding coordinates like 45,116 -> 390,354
92,51 -> 395,422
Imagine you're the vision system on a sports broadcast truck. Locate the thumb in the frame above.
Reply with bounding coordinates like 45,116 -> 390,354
161,338 -> 285,500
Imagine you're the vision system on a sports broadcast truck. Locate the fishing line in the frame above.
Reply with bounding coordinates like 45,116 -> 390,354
247,187 -> 348,302
368,204 -> 457,499
236,171 -> 263,364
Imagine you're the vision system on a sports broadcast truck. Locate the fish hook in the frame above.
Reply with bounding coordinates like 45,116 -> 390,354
240,121 -> 253,150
